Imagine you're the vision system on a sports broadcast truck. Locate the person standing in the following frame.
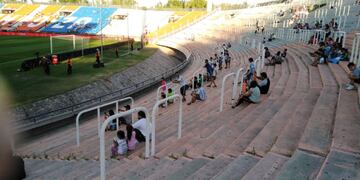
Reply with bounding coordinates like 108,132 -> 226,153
67,58 -> 72,75
95,49 -> 100,64
115,48 -> 119,58
173,72 -> 188,102
42,57 -> 50,75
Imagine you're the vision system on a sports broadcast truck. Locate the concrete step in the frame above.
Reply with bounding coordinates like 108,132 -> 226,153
275,150 -> 325,180
145,157 -> 191,180
186,155 -> 233,180
165,158 -> 210,180
271,89 -> 321,156
316,150 -> 360,180
328,64 -> 360,153
242,152 -> 289,180
298,87 -> 338,156
212,154 -> 260,180
245,92 -> 305,157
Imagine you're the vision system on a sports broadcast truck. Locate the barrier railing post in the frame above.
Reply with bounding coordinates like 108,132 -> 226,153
220,72 -> 236,112
99,107 -> 150,180
151,94 -> 182,156
76,97 -> 134,146
97,108 -> 101,137
232,68 -> 244,105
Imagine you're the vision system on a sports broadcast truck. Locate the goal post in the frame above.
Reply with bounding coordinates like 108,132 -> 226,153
50,35 -> 76,54
49,35 -> 91,56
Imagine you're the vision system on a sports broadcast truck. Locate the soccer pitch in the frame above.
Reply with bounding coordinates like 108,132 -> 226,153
0,35 -> 117,63
0,36 -> 157,106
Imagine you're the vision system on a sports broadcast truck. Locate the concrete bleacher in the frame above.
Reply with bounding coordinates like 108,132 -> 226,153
16,5 -> 63,32
0,4 -> 39,31
10,2 -> 360,179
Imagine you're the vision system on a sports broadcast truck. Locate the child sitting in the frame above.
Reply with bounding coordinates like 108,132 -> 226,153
111,130 -> 128,157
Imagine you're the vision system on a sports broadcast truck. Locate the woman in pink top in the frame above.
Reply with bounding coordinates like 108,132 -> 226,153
126,124 -> 138,150
161,78 -> 166,92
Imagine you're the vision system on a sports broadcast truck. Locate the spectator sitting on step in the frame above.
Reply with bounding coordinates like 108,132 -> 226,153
126,124 -> 138,151
266,51 -> 281,66
118,105 -> 132,125
167,88 -> 175,104
187,85 -> 207,105
345,62 -> 360,90
327,46 -> 343,64
104,110 -> 116,131
232,80 -> 261,108
111,130 -> 128,157
341,48 -> 350,61
264,47 -> 271,61
256,72 -> 270,94
132,111 -> 149,142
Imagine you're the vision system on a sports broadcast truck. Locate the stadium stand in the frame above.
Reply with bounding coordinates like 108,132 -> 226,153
41,6 -> 116,34
16,5 -> 63,32
101,9 -> 173,37
0,4 -> 39,31
148,11 -> 207,39
7,0 -> 360,179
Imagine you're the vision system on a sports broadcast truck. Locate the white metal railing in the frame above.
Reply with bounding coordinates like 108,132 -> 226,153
220,72 -> 236,112
75,97 -> 134,146
151,94 -> 183,156
333,31 -> 346,47
232,68 -> 245,106
350,33 -> 360,67
99,107 -> 151,180
156,82 -> 178,107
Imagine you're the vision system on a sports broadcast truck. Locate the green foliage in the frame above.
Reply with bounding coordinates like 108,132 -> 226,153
219,2 -> 248,10
185,0 -> 206,8
166,0 -> 184,8
112,0 -> 136,6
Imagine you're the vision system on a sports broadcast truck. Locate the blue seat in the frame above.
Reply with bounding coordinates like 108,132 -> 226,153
42,6 -> 116,34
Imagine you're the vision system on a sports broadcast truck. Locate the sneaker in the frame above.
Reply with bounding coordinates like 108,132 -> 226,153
345,84 -> 355,90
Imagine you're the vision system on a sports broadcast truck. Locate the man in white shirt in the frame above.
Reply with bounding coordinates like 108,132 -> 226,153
132,111 -> 151,142
173,72 -> 188,102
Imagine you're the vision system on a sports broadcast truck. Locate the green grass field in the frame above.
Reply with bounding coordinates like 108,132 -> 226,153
0,35 -> 118,63
0,36 -> 158,106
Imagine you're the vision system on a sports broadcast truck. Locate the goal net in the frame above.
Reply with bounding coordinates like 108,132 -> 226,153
50,35 -> 90,55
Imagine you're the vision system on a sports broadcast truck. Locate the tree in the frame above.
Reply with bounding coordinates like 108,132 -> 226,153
112,0 -> 136,6
166,0 -> 183,8
185,0 -> 206,9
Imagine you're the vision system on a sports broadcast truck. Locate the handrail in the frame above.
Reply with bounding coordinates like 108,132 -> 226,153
255,58 -> 261,77
220,72 -> 236,112
75,97 -> 134,146
333,31 -> 346,48
151,94 -> 182,156
156,82 -> 178,107
99,107 -> 151,180
232,68 -> 245,105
